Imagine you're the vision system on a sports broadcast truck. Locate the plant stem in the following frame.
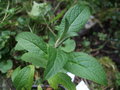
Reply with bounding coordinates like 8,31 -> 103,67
27,24 -> 33,33
55,38 -> 60,48
55,38 -> 67,48
0,1 -> 10,23
42,15 -> 57,37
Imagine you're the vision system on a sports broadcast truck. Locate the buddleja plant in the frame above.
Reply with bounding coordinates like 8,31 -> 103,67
12,3 -> 107,90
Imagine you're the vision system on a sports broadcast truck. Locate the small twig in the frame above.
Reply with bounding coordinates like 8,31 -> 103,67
94,18 -> 105,31
53,1 -> 62,13
42,15 -> 57,37
0,1 -> 10,23
27,24 -> 33,33
83,79 -> 89,89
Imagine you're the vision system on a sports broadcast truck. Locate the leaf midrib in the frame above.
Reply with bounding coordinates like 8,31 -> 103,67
67,6 -> 87,33
67,61 -> 104,84
18,37 -> 46,54
45,49 -> 58,79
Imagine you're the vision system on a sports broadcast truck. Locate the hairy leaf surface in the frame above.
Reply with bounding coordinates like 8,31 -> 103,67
64,52 -> 107,85
16,32 -> 47,54
0,60 -> 13,73
21,52 -> 48,68
60,39 -> 76,52
12,67 -> 21,82
56,4 -> 91,38
44,46 -> 68,80
13,65 -> 35,90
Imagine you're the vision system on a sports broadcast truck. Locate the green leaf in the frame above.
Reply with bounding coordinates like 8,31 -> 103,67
51,9 -> 66,23
48,32 -> 56,46
54,18 -> 70,48
56,4 -> 91,38
44,46 -> 68,80
12,67 -> 21,82
14,43 -> 24,51
16,32 -> 47,54
64,52 -> 107,85
13,65 -> 35,90
48,72 -> 76,90
37,85 -> 42,90
59,18 -> 70,40
60,39 -> 76,52
21,52 -> 48,68
0,60 -> 13,73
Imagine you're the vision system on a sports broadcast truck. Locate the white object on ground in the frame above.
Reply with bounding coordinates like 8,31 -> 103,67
76,80 -> 89,90
67,72 -> 75,82
85,16 -> 96,29
67,72 -> 89,90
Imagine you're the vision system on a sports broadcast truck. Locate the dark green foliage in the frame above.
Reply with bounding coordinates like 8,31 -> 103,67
0,0 -> 119,90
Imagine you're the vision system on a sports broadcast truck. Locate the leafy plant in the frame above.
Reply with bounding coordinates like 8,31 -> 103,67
12,65 -> 35,90
12,3 -> 107,90
28,1 -> 52,24
116,72 -> 120,88
98,32 -> 107,41
0,31 -> 15,73
0,60 -> 12,73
